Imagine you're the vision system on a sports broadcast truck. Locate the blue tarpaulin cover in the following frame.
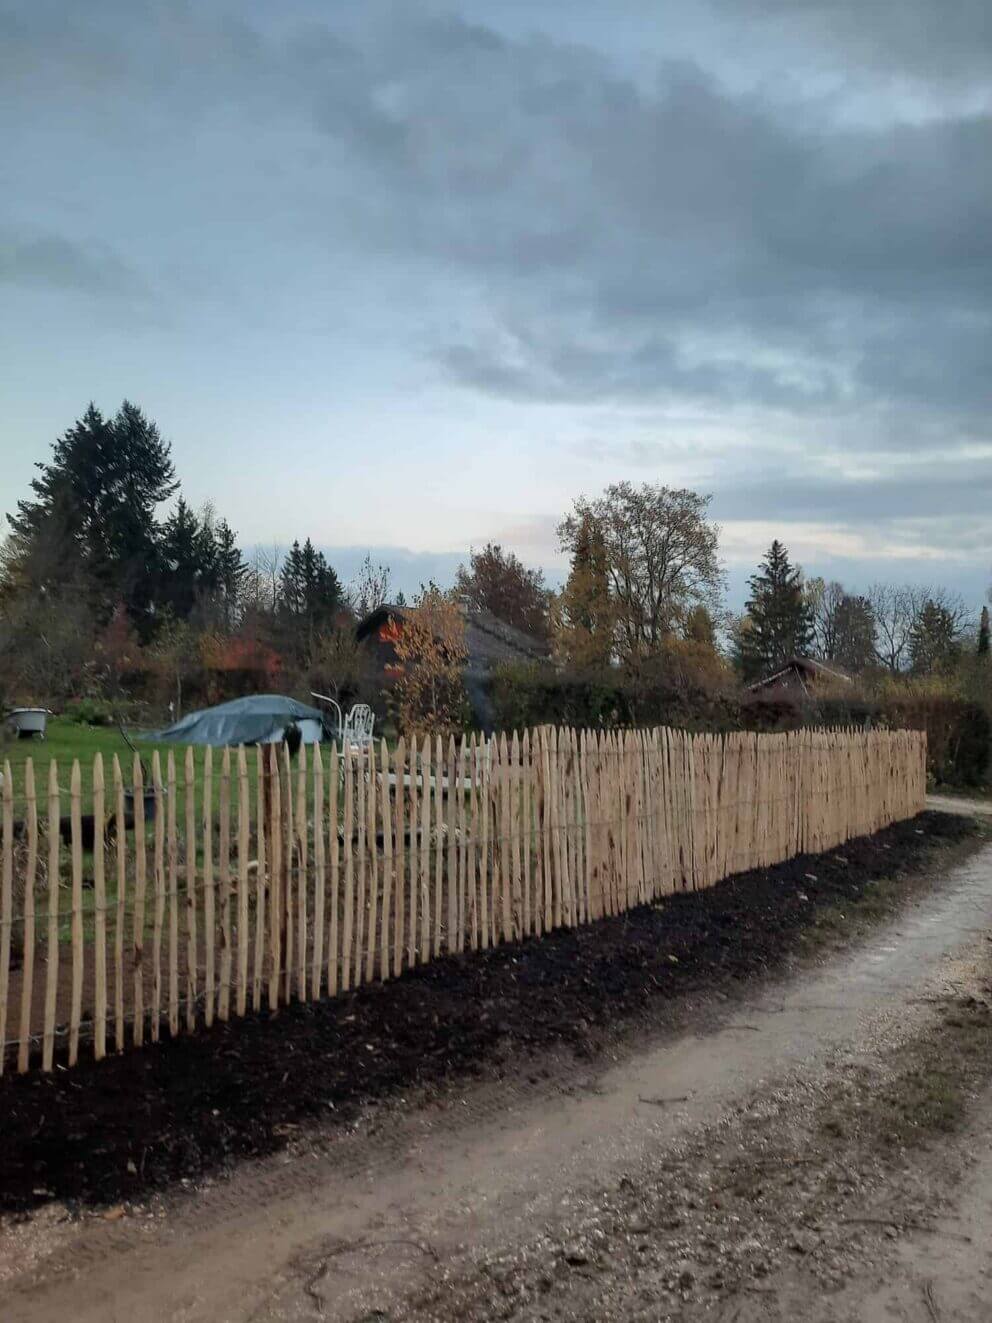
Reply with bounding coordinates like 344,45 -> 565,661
145,694 -> 325,747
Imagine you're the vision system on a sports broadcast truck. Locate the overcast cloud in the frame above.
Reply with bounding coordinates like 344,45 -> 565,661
1,0 -> 989,606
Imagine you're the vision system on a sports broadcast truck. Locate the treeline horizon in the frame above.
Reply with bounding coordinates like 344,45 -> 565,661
1,401 -> 989,712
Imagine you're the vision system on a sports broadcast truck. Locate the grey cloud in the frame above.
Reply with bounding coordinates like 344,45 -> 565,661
271,19 -> 992,421
0,233 -> 147,298
4,1 -> 992,533
709,0 -> 992,83
711,465 -> 992,525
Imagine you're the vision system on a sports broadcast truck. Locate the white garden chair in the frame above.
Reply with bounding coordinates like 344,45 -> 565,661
342,703 -> 375,751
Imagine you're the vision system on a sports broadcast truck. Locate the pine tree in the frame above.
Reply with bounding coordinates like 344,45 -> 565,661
978,605 -> 990,657
279,541 -> 306,618
278,539 -> 344,661
213,519 -> 247,630
738,540 -> 812,681
5,400 -> 177,630
557,513 -> 614,666
159,498 -> 215,620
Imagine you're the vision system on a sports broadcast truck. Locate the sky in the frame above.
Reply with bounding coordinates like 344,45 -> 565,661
1,0 -> 990,607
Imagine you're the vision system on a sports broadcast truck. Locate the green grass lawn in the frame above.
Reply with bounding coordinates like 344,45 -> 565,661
0,716 -> 303,820
1,717 -> 309,945
3,718 -> 200,807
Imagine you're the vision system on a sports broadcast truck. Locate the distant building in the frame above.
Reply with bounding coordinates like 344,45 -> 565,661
355,602 -> 550,728
744,655 -> 853,703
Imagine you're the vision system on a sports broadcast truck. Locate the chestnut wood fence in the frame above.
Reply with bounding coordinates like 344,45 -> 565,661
0,725 -> 926,1076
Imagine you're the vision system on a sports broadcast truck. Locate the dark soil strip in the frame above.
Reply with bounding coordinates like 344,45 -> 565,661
0,811 -> 979,1214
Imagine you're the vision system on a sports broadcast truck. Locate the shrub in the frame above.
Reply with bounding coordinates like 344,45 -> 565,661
63,697 -> 116,726
783,695 -> 990,788
879,697 -> 990,787
486,660 -> 740,734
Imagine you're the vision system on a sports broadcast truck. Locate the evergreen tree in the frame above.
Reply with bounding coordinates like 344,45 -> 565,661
278,541 -> 306,618
6,400 -> 177,630
978,605 -> 990,657
158,498 -> 216,620
738,540 -> 812,681
278,539 -> 344,660
213,519 -> 247,630
556,513 -> 614,666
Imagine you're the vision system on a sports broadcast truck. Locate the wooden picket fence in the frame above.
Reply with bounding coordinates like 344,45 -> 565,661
0,725 -> 926,1076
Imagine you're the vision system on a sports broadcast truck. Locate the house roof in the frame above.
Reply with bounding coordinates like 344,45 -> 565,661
746,655 -> 853,694
356,603 -> 549,670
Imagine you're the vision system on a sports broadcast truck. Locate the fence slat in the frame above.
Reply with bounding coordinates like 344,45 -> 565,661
253,747 -> 266,1012
219,748 -> 232,1021
0,759 -> 13,1073
380,739 -> 394,981
42,760 -> 60,1071
17,761 -> 38,1073
68,761 -> 84,1067
237,746 -> 250,1018
433,735 -> 443,958
328,743 -> 340,995
391,738 -> 405,978
93,755 -> 107,1062
457,736 -> 468,953
166,752 -> 179,1037
151,752 -> 165,1042
132,755 -> 148,1048
499,734 -> 511,942
296,743 -> 308,1002
185,747 -> 198,1034
467,734 -> 479,951
419,737 -> 432,962
446,735 -> 458,954
521,731 -> 532,937
312,746 -> 326,998
479,736 -> 491,949
203,747 -> 215,1026
282,743 -> 294,1004
355,742 -> 367,985
365,740 -> 379,985
112,755 -> 126,1053
342,746 -> 354,991
267,744 -> 281,1010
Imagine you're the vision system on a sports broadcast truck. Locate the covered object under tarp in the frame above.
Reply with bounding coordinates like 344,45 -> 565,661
145,694 -> 326,747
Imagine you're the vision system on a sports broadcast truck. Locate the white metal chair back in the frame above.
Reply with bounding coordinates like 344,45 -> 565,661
342,703 -> 375,748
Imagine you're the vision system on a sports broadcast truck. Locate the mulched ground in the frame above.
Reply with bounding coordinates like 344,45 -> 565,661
0,810 -> 978,1214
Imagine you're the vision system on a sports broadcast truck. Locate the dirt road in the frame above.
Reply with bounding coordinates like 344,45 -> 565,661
3,810 -> 992,1321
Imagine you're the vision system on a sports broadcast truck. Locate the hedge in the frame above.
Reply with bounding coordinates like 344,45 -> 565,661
485,662 -> 989,788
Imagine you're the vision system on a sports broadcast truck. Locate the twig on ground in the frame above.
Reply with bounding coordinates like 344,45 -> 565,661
638,1095 -> 689,1107
924,1278 -> 941,1322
